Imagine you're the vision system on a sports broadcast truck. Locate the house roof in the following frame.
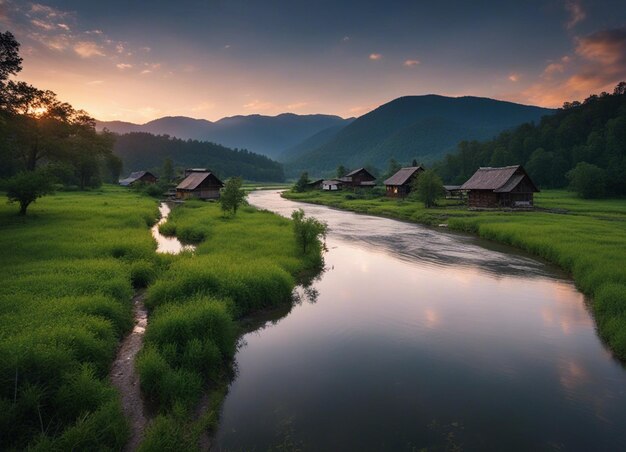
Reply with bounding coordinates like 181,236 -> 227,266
460,165 -> 539,193
345,167 -> 366,177
322,179 -> 343,185
119,171 -> 153,186
307,179 -> 324,185
443,185 -> 462,191
176,172 -> 223,190
384,166 -> 423,186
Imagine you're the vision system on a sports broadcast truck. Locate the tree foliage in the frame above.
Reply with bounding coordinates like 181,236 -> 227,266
566,162 -> 607,199
219,177 -> 247,216
411,169 -> 445,208
291,208 -> 328,254
434,83 -> 626,197
293,172 -> 309,192
6,168 -> 54,215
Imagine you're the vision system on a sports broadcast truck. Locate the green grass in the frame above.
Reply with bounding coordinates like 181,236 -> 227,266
284,189 -> 626,359
0,186 -> 159,450
138,199 -> 323,450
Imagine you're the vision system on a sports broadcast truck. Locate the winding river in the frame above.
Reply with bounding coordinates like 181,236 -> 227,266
213,191 -> 626,451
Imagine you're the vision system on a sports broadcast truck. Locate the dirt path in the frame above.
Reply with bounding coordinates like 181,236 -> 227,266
110,291 -> 149,451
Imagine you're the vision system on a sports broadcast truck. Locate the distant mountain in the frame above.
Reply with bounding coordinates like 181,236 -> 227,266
97,113 -> 350,159
284,95 -> 554,177
276,121 -> 354,162
114,132 -> 285,182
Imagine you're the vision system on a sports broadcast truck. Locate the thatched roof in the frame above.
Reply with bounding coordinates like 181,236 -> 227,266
460,165 -> 538,192
176,172 -> 223,190
384,166 -> 423,186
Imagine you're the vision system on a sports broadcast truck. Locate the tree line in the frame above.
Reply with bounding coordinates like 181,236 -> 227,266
434,83 -> 626,197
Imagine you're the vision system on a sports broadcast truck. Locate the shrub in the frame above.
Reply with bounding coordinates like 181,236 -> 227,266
130,260 -> 158,288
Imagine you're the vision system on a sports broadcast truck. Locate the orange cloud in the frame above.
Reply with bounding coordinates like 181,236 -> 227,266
73,41 -> 105,58
508,73 -> 520,82
116,63 -> 132,69
369,53 -> 382,61
404,59 -> 420,67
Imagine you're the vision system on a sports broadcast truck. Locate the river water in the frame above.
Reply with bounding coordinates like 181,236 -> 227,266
213,191 -> 626,451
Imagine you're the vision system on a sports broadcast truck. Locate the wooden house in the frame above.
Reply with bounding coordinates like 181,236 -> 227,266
339,168 -> 376,188
384,166 -> 424,197
176,169 -> 224,200
460,165 -> 539,208
307,179 -> 324,190
119,171 -> 158,186
322,179 -> 343,191
443,185 -> 464,199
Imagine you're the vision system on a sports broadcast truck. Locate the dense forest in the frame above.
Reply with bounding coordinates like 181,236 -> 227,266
114,132 -> 285,182
435,83 -> 626,196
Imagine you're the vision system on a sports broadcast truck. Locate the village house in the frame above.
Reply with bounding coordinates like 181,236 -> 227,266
339,167 -> 376,188
307,179 -> 324,190
322,179 -> 343,191
384,166 -> 424,197
176,168 -> 224,200
118,171 -> 158,186
460,165 -> 539,208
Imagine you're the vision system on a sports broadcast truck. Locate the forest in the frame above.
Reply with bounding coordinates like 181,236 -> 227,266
435,83 -> 626,196
113,132 -> 285,182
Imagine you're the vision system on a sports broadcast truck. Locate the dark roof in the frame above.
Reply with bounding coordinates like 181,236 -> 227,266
119,171 -> 154,186
322,179 -> 343,185
460,165 -> 539,193
307,179 -> 323,185
384,166 -> 423,186
345,167 -> 366,177
176,172 -> 223,190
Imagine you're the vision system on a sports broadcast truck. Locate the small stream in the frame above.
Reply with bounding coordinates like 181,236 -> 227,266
151,202 -> 195,254
212,191 -> 626,451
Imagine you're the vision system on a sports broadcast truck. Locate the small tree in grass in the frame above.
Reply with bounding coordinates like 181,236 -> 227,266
566,162 -> 607,199
291,208 -> 328,254
412,169 -> 445,208
293,172 -> 309,192
6,169 -> 54,215
219,177 -> 247,216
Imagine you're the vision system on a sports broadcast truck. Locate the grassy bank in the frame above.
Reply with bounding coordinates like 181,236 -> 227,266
284,189 -> 626,360
0,186 -> 159,450
138,200 -> 323,450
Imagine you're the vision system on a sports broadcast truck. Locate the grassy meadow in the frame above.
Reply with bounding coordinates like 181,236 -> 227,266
138,199 -> 323,449
0,186 -> 159,450
284,189 -> 626,360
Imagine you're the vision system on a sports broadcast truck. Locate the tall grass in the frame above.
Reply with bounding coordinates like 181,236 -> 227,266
0,186 -> 158,450
139,200 -> 323,450
284,189 -> 626,359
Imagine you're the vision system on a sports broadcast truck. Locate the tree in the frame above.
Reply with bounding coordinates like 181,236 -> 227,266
291,208 -> 328,254
0,31 -> 22,82
162,158 -> 174,183
566,162 -> 607,198
336,165 -> 347,178
412,169 -> 445,207
293,172 -> 309,192
6,169 -> 54,215
411,159 -> 419,167
219,177 -> 247,216
385,158 -> 401,179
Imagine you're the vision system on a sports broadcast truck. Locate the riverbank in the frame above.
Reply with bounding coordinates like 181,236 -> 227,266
283,189 -> 626,361
0,187 -> 159,450
138,199 -> 324,450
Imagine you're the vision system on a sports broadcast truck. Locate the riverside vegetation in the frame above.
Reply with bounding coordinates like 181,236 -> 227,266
283,189 -> 626,360
0,185 -> 324,450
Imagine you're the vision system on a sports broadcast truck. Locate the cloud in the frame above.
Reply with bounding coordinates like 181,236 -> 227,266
342,36 -> 350,42
286,101 -> 309,110
243,99 -> 277,111
86,80 -> 104,85
518,27 -> 626,107
403,59 -> 420,67
31,18 -> 55,30
190,102 -> 215,112
116,63 -> 133,69
74,41 -> 105,58
57,23 -> 70,31
140,69 -> 152,74
369,53 -> 382,61
508,73 -> 520,82
565,0 -> 585,29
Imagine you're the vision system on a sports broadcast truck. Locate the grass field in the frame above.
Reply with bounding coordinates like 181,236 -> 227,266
0,186 -> 159,450
139,199 -> 323,449
284,189 -> 626,360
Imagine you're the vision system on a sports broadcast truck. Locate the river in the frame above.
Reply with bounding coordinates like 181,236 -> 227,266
213,190 -> 626,451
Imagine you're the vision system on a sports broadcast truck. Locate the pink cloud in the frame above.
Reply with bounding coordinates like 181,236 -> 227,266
369,53 -> 382,61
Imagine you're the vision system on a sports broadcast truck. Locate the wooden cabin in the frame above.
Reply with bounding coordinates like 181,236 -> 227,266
460,165 -> 539,208
176,170 -> 224,200
339,168 -> 376,188
119,171 -> 158,186
384,166 -> 424,197
322,179 -> 343,191
307,179 -> 324,190
443,185 -> 464,199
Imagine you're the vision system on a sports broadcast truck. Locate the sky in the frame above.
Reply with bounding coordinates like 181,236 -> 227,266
1,0 -> 625,123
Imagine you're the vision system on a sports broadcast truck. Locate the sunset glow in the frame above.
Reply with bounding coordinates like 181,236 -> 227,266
1,0 -> 625,122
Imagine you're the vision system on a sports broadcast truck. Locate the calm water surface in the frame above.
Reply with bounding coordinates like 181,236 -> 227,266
213,191 -> 626,451
151,203 -> 194,254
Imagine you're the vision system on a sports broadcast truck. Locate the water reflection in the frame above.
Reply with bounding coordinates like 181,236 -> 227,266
212,191 -> 626,451
150,203 -> 195,254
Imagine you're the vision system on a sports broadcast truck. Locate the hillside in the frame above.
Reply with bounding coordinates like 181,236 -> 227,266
435,83 -> 626,195
276,121 -> 353,161
97,113 -> 350,159
284,95 -> 553,176
114,132 -> 285,182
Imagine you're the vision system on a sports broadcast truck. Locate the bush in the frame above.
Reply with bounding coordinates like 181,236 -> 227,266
566,162 -> 607,198
130,260 -> 158,288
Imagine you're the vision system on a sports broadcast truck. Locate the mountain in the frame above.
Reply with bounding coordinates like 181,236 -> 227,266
114,132 -> 285,182
284,95 -> 554,177
276,121 -> 354,162
434,84 -> 626,194
97,113 -> 350,159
